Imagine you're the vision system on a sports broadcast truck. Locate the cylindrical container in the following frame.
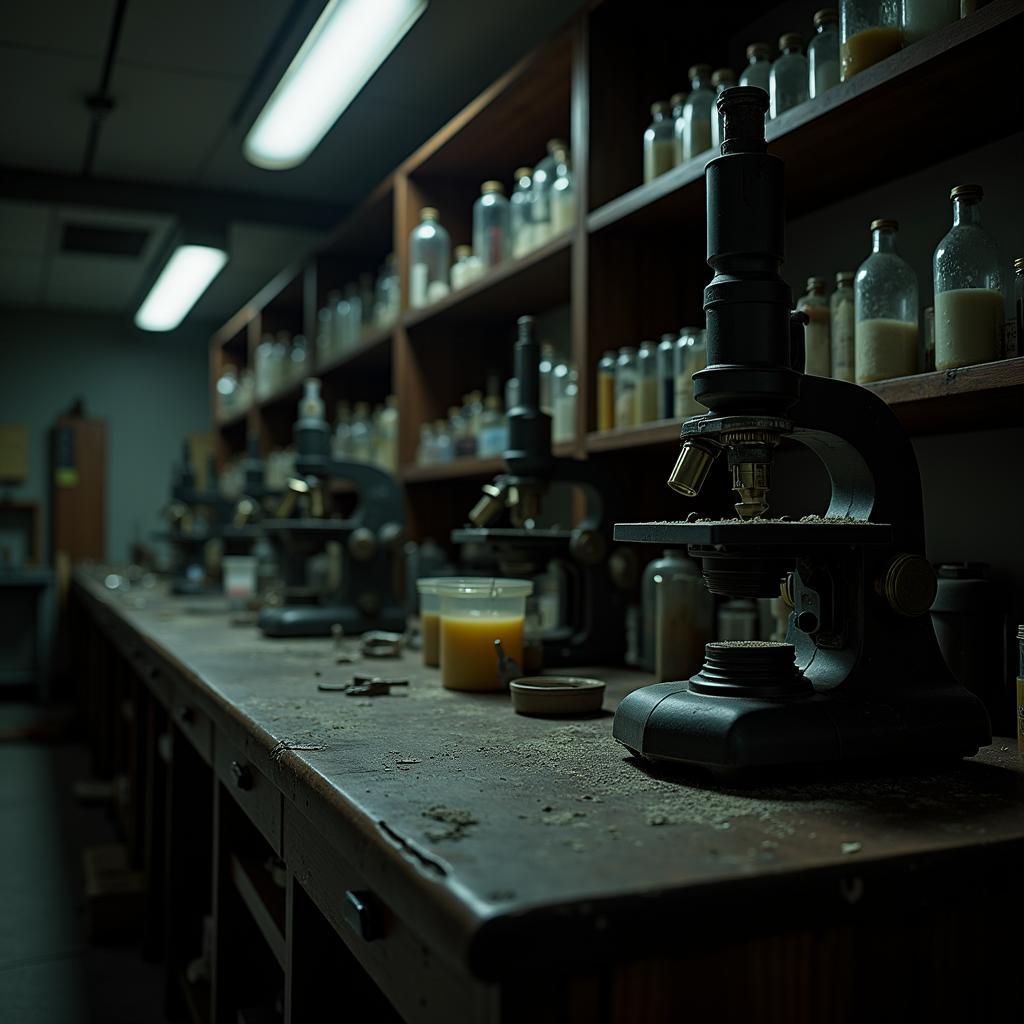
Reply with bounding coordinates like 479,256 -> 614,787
931,563 -> 1011,734
717,598 -> 760,641
655,562 -> 715,682
770,33 -> 808,118
797,276 -> 832,377
637,341 -> 658,423
840,0 -> 901,80
740,42 -> 773,93
901,0 -> 959,43
657,333 -> 676,419
675,327 -> 707,416
933,184 -> 1004,370
641,549 -> 689,672
615,347 -> 638,429
438,579 -> 533,691
473,181 -> 511,269
710,68 -> 737,151
510,166 -> 535,258
1017,625 -> 1024,755
855,218 -> 919,383
550,146 -> 575,235
1015,257 -> 1024,346
680,65 -> 715,162
670,92 -> 688,164
222,555 -> 257,609
643,101 -> 676,183
809,9 -> 840,97
597,350 -> 617,431
409,207 -> 451,308
418,577 -> 476,669
830,270 -> 856,381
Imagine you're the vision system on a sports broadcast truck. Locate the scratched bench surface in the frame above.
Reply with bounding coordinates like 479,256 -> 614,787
78,572 -> 1024,972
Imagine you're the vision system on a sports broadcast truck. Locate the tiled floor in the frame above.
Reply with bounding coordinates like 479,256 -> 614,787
0,713 -> 168,1024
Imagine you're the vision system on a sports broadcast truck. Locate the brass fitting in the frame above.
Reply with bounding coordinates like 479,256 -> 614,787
667,440 -> 718,497
881,554 -> 937,617
469,483 -> 506,528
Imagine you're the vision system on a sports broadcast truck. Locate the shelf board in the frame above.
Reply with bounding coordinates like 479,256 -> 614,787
316,327 -> 393,376
215,409 -> 250,432
258,379 -> 304,413
400,442 -> 577,483
229,854 -> 287,969
587,1 -> 1024,236
402,231 -> 573,330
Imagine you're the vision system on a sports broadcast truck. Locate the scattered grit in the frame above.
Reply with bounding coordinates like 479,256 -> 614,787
422,805 -> 478,842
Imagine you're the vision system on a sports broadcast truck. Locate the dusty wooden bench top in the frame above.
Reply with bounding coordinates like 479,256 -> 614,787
76,572 -> 1024,978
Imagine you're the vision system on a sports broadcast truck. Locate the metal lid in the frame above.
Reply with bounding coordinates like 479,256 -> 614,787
870,218 -> 898,232
711,68 -> 736,87
807,276 -> 828,291
779,33 -> 804,50
813,9 -> 838,26
454,244 -> 472,258
618,345 -> 637,355
746,42 -> 772,59
513,166 -> 533,179
669,91 -> 688,108
546,138 -> 567,153
651,100 -> 670,116
836,270 -> 855,285
688,63 -> 712,80
420,206 -> 439,220
950,183 -> 983,201
481,180 -> 505,194
660,332 -> 676,343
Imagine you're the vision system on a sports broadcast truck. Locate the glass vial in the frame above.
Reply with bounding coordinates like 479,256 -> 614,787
1014,258 -> 1024,347
637,340 -> 658,423
550,146 -> 576,235
531,138 -> 567,249
770,34 -> 808,118
901,0 -> 959,43
674,327 -> 707,416
409,207 -> 450,309
657,333 -> 676,419
615,347 -> 639,429
640,549 -> 688,672
655,560 -> 713,682
597,351 -> 617,431
680,66 -> 714,162
710,68 -> 737,152
797,276 -> 832,377
830,271 -> 856,382
808,9 -> 840,98
644,101 -> 676,183
854,218 -> 919,383
510,166 -> 535,258
473,181 -> 510,270
669,92 -> 688,164
840,0 -> 901,80
740,42 -> 773,93
933,184 -> 1004,370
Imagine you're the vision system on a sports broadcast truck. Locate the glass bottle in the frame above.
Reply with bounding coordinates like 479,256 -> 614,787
447,406 -> 469,459
350,402 -> 373,463
539,342 -> 556,415
740,42 -> 773,94
637,340 -> 658,423
840,0 -> 901,80
450,245 -> 474,291
473,181 -> 511,269
644,101 -> 676,183
933,184 -> 1004,370
216,365 -> 238,419
271,332 -> 289,390
333,401 -> 352,461
463,390 -> 484,455
830,271 -> 856,382
238,368 -> 255,411
669,92 -> 689,165
640,549 -> 689,672
615,347 -> 639,429
342,284 -> 362,348
550,147 -> 575,235
553,365 -> 578,445
510,166 -> 535,258
808,10 -> 840,98
680,66 -> 714,162
597,350 -> 617,431
531,138 -> 567,249
332,289 -> 351,350
854,218 -> 919,383
770,34 -> 809,118
901,0 -> 959,44
657,333 -> 676,420
416,422 -> 435,466
1015,258 -> 1024,346
797,277 -> 832,377
377,395 -> 399,473
358,273 -> 375,327
374,256 -> 399,327
323,289 -> 342,354
674,327 -> 706,417
289,334 -> 309,382
478,395 -> 508,457
315,303 -> 333,363
299,377 -> 324,420
710,69 -> 737,152
409,207 -> 451,308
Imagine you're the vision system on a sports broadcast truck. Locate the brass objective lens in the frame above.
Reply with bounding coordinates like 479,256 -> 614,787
667,442 -> 717,497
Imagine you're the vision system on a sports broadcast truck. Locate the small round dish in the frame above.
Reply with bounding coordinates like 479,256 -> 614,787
509,676 -> 606,716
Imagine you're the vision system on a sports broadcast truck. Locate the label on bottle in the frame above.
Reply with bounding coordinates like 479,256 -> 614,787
410,263 -> 428,308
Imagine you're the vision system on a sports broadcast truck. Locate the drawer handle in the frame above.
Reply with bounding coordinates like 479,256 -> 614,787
177,705 -> 195,725
231,761 -> 253,791
343,890 -> 381,941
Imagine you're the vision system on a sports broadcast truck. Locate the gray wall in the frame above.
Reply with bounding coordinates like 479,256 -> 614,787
0,310 -> 211,564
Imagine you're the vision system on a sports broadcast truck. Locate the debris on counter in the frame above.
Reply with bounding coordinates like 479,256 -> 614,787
423,805 -> 478,842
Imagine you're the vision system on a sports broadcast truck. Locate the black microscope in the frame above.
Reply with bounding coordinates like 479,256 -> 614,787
452,316 -> 632,667
613,88 -> 990,772
219,437 -> 279,556
258,380 -> 406,638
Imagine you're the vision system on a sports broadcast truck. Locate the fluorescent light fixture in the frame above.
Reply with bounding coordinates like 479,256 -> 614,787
135,245 -> 228,332
244,0 -> 427,170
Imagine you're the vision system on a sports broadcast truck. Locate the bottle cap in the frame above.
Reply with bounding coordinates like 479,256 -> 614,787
807,276 -> 828,291
481,180 -> 505,194
688,64 -> 712,81
640,340 -> 656,351
661,333 -> 676,342
746,42 -> 772,60
779,33 -> 804,51
669,91 -> 688,109
513,166 -> 533,179
651,100 -> 670,116
485,395 -> 501,410
546,138 -> 568,153
618,346 -> 637,355
836,270 -> 855,285
950,183 -> 983,201
813,9 -> 838,27
454,244 -> 472,259
420,207 -> 439,220
870,218 -> 898,232
711,68 -> 736,87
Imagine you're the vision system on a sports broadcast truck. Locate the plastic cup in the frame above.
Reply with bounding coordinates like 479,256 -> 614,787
438,578 -> 533,691
222,555 -> 257,608
417,577 -> 479,668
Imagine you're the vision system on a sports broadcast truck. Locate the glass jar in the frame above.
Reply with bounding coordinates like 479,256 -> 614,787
808,10 -> 840,98
350,402 -> 373,463
597,350 -> 617,431
289,334 -> 309,382
451,245 -> 484,291
680,66 -> 714,162
510,166 -> 535,258
637,340 -> 658,423
643,101 -> 676,183
416,422 -> 435,466
840,0 -> 901,80
553,366 -> 578,444
674,327 -> 706,416
333,401 -> 352,461
271,332 -> 289,390
377,395 -> 399,473
531,138 -> 567,249
615,347 -> 639,429
550,147 -> 575,235
1015,257 -> 1024,345
358,273 -> 375,327
374,255 -> 399,327
238,368 -> 255,411
654,558 -> 713,682
657,333 -> 676,420
710,69 -> 737,152
478,395 -> 508,457
342,284 -> 362,348
933,184 -> 1004,370
770,34 -> 808,118
315,303 -> 333,363
901,0 -> 959,43
473,181 -> 510,270
830,271 -> 856,382
216,365 -> 238,419
640,549 -> 689,671
797,277 -> 832,377
740,42 -> 773,93
409,207 -> 451,308
854,218 -> 919,383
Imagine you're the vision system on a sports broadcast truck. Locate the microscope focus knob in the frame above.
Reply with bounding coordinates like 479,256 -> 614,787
348,527 -> 378,562
569,528 -> 607,566
881,554 -> 937,617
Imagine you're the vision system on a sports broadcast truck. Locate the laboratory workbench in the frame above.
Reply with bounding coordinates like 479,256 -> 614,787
71,571 -> 1023,1023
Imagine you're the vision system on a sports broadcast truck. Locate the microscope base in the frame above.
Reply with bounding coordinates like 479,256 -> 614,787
613,681 -> 991,772
258,603 -> 406,638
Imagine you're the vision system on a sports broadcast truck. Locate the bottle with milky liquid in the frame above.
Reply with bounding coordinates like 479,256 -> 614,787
901,0 -> 959,43
933,184 -> 1004,370
669,92 -> 689,164
808,10 -> 840,98
643,101 -> 676,183
615,347 -> 639,429
637,341 -> 658,423
830,271 -> 856,382
710,69 -> 736,151
739,42 -> 773,94
680,66 -> 715,162
797,277 -> 832,377
770,34 -> 809,118
854,218 -> 919,383
839,0 -> 901,80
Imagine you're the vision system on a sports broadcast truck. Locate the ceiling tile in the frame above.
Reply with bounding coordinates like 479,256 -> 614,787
0,253 -> 46,306
45,252 -> 150,312
0,3 -> 115,59
0,201 -> 52,254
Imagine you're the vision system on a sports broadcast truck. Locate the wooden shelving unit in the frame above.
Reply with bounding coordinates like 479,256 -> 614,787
208,0 -> 1023,543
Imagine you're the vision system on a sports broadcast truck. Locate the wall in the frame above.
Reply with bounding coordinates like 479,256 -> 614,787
0,310 -> 211,564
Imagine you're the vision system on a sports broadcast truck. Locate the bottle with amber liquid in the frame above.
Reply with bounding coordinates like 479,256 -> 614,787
840,0 -> 902,80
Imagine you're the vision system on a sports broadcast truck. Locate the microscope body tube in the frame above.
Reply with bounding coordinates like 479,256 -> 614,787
506,315 -> 552,465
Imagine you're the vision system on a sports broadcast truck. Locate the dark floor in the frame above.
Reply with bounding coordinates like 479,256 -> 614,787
0,704 -> 168,1024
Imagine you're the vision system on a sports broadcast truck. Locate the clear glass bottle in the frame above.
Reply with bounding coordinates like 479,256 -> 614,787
770,34 -> 809,118
216,365 -> 238,419
669,92 -> 689,164
840,0 -> 901,80
640,549 -> 690,671
409,207 -> 451,308
740,42 -> 773,93
637,341 -> 658,423
299,377 -> 324,421
933,184 -> 1004,370
854,218 -> 919,383
271,332 -> 289,391
478,395 -> 508,457
376,395 -> 399,473
333,401 -> 352,461
464,390 -> 484,455
553,365 -> 578,445
680,66 -> 714,162
289,334 -> 309,382
374,255 -> 399,327
597,350 -> 617,431
1014,257 -> 1024,346
615,347 -> 639,429
238,368 -> 255,411
350,402 -> 373,463
901,0 -> 959,44
808,10 -> 840,98
416,422 -> 435,466
710,69 -> 737,152
674,327 -> 706,417
657,333 -> 676,419
473,181 -> 511,269
450,245 -> 476,291
830,271 -> 856,382
539,342 -> 556,416
644,101 -> 676,183
550,147 -> 575,235
315,303 -> 333,363
323,289 -> 342,354
342,284 -> 362,348
531,138 -> 567,249
448,405 -> 470,459
797,277 -> 832,377
358,272 -> 375,327
510,166 -> 535,258
332,289 -> 351,350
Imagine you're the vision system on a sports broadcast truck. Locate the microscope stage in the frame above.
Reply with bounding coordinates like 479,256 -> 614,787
452,527 -> 574,548
261,518 -> 355,538
614,519 -> 893,547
